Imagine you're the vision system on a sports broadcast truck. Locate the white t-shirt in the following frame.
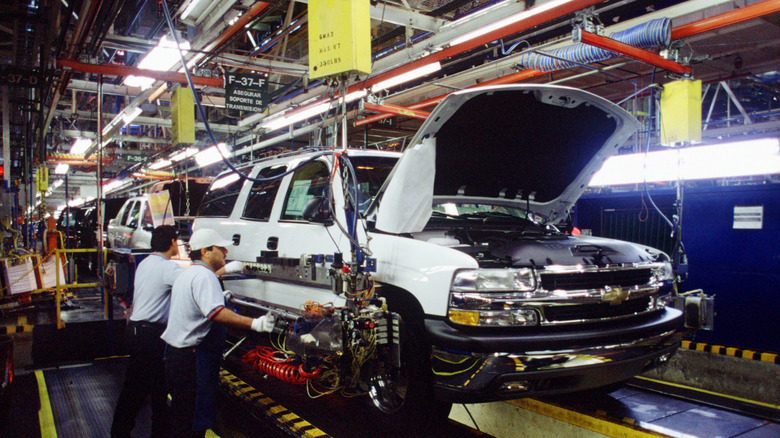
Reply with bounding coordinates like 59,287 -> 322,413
129,253 -> 185,324
161,261 -> 225,348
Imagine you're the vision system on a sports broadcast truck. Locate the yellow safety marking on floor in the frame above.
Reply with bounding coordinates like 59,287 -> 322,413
681,341 -> 780,364
35,370 -> 58,438
507,398 -> 669,438
634,376 -> 780,411
218,369 -> 332,438
205,429 -> 220,437
0,325 -> 34,334
761,352 -> 778,362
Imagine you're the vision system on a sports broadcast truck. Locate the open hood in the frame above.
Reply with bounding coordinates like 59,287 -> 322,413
374,84 -> 641,234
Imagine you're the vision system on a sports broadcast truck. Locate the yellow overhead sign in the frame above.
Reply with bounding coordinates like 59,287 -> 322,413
660,79 -> 702,145
171,86 -> 195,146
308,0 -> 371,79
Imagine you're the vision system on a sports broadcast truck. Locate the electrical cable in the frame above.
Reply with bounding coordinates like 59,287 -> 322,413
160,0 -> 331,185
499,39 -> 530,56
642,67 -> 674,230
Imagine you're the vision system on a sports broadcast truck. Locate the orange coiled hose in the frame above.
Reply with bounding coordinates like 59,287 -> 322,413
242,346 -> 321,385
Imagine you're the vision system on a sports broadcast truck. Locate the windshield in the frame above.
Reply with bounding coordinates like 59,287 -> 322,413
347,155 -> 398,215
432,202 -> 541,222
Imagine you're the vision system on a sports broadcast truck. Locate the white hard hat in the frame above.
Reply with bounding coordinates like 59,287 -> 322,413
188,228 -> 233,251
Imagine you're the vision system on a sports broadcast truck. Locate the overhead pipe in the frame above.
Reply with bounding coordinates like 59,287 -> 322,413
359,0 -> 775,126
362,102 -> 430,120
43,0 -> 103,136
355,0 -> 605,93
199,2 -> 271,58
144,1 -> 272,103
354,69 -> 545,127
575,29 -> 692,76
671,0 -> 780,40
56,58 -> 223,87
263,0 -> 604,133
519,18 -> 671,72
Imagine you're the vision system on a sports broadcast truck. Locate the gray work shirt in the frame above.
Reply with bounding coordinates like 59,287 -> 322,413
161,261 -> 225,349
129,252 -> 185,324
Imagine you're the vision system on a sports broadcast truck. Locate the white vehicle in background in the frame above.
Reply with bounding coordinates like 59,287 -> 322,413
107,194 -> 174,249
195,85 -> 684,431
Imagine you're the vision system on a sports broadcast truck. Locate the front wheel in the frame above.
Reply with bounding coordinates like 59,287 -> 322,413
366,301 -> 452,433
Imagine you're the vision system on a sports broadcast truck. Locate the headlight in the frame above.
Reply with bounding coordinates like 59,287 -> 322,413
449,308 -> 539,327
452,268 -> 536,292
449,268 -> 539,327
651,262 -> 674,282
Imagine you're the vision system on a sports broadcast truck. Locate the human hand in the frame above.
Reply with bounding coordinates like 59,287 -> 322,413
250,312 -> 277,333
223,261 -> 245,274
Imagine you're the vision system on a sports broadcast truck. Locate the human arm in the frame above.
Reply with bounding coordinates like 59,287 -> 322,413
215,261 -> 244,277
210,307 -> 275,332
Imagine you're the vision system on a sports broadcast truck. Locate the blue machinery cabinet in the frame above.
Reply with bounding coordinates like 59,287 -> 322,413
577,183 -> 780,353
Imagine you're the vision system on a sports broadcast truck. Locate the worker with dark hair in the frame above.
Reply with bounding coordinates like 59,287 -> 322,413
111,225 -> 183,438
162,228 -> 275,437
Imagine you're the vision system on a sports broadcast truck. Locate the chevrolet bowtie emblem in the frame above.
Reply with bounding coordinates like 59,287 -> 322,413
602,286 -> 629,305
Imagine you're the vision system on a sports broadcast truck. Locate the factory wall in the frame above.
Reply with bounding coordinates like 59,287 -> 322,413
576,183 -> 780,353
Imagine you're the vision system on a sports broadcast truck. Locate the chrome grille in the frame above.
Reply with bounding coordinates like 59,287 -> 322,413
540,268 -> 652,291
543,296 -> 653,322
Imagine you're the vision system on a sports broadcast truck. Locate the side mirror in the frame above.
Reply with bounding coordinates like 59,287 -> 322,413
128,219 -> 138,228
143,224 -> 154,232
301,197 -> 332,224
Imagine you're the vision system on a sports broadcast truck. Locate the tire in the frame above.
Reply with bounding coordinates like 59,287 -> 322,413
367,294 -> 452,433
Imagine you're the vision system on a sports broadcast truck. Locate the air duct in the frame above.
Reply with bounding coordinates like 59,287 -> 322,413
518,18 -> 671,72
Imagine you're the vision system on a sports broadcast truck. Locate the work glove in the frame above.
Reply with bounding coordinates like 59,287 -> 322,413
250,311 -> 277,333
224,261 -> 245,274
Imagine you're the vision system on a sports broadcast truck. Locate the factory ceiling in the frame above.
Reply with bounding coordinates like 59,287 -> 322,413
0,0 -> 779,208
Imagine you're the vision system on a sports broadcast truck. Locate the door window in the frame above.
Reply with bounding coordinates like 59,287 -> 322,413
126,201 -> 141,226
198,173 -> 244,217
281,161 -> 330,221
141,202 -> 154,228
242,165 -> 286,221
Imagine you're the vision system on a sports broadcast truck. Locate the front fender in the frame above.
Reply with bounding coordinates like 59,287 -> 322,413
368,233 -> 477,317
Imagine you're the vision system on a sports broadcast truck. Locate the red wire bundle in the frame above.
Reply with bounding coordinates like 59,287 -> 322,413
242,346 -> 320,385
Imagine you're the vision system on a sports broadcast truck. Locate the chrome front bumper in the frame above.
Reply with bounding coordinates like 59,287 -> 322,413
427,308 -> 683,402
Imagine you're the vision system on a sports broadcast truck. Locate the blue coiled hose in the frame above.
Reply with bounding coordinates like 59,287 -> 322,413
518,18 -> 671,72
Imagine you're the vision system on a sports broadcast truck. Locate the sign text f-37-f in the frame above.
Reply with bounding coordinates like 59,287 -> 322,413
224,72 -> 269,113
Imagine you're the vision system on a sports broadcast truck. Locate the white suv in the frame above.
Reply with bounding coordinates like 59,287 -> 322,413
195,85 -> 683,429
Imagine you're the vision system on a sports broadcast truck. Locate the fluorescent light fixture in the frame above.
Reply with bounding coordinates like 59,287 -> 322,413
54,163 -> 70,175
124,35 -> 190,89
195,143 -> 232,167
210,173 -> 241,190
247,31 -> 257,48
259,63 -> 441,133
148,159 -> 172,170
102,117 -> 121,136
588,138 -> 780,187
104,179 -> 132,194
448,0 -> 571,46
261,103 -> 331,132
180,0 -> 205,20
170,147 -> 198,162
122,107 -> 143,125
70,138 -> 91,155
372,62 -> 442,92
